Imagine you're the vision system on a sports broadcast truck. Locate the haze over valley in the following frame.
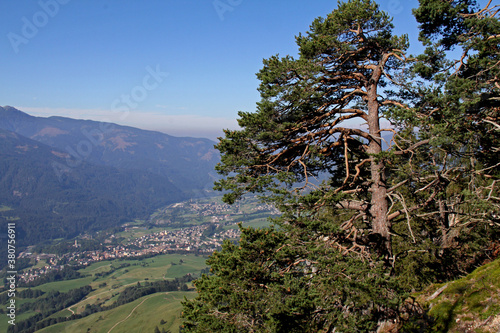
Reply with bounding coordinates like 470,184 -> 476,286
0,106 -> 220,254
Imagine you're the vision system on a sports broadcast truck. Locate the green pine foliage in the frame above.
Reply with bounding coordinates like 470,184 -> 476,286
182,0 -> 499,331
182,225 -> 403,333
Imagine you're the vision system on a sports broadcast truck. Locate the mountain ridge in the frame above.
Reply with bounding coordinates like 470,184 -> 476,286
0,106 -> 221,266
0,106 -> 220,193
0,127 -> 186,246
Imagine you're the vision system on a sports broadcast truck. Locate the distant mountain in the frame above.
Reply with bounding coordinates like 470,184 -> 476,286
0,106 -> 220,263
0,128 -> 188,247
0,106 -> 219,193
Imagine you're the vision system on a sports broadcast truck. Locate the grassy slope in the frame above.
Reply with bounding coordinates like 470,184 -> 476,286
1,195 -> 275,332
414,258 -> 500,332
66,254 -> 206,315
37,291 -> 196,333
0,254 -> 207,333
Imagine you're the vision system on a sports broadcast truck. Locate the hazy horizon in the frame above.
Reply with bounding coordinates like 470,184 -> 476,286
0,0 -> 423,140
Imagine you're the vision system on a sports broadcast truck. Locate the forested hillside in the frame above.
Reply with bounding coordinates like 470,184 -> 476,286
0,107 -> 221,267
182,0 -> 500,332
0,129 -> 185,251
0,106 -> 219,193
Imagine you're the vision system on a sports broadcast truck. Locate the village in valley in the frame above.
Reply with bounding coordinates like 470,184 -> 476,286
17,196 -> 280,284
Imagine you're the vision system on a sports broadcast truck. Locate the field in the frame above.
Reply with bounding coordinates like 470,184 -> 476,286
37,291 -> 196,333
0,254 -> 207,333
153,195 -> 277,226
0,194 -> 276,332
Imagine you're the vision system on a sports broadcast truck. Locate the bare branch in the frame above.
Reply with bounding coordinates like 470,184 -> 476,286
393,139 -> 431,155
390,192 -> 416,243
336,200 -> 368,212
387,179 -> 409,193
483,119 -> 500,131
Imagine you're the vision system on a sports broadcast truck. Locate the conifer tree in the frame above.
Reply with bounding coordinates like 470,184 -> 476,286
214,0 -> 411,258
183,1 -> 412,331
182,0 -> 499,331
392,0 -> 500,274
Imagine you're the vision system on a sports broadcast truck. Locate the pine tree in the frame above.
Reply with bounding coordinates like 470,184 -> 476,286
214,0 -> 411,258
182,0 -> 500,331
183,1 -> 412,331
393,0 -> 500,275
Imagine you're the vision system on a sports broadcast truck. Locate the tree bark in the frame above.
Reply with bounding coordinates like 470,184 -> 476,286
366,65 -> 391,255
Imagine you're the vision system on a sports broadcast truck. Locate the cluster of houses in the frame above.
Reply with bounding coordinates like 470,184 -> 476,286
17,223 -> 240,283
160,199 -> 279,221
16,198 -> 279,284
126,224 -> 241,252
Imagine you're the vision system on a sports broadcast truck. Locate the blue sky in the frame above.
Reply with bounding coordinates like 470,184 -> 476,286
0,0 -> 423,140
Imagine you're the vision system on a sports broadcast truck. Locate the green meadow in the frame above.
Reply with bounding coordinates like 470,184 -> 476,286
151,194 -> 277,228
0,195 -> 274,332
37,291 -> 196,333
0,253 -> 207,333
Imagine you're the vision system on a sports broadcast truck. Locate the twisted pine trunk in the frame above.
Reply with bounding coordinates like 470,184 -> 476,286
366,64 -> 391,256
